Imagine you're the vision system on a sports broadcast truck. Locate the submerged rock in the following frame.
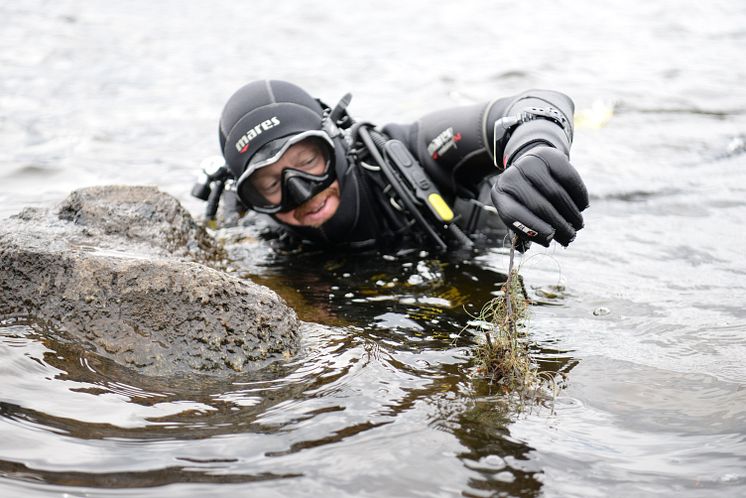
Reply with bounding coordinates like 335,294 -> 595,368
0,186 -> 300,376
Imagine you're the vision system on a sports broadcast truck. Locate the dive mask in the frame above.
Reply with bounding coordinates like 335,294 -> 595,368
235,131 -> 336,214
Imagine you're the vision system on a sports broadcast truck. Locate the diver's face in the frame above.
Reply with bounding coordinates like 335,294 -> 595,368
249,140 -> 340,227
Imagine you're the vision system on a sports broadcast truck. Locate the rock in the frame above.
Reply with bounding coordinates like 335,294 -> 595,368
0,186 -> 300,376
56,185 -> 218,262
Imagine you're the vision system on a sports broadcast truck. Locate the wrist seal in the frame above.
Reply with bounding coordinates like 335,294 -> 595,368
494,107 -> 572,168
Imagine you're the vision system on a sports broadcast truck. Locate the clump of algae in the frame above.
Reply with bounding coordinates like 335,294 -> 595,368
473,268 -> 534,392
471,238 -> 545,397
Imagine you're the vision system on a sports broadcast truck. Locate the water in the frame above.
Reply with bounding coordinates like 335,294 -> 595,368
2,0 -> 746,496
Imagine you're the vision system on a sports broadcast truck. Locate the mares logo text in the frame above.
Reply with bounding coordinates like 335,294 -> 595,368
427,127 -> 462,160
512,221 -> 538,238
235,116 -> 281,154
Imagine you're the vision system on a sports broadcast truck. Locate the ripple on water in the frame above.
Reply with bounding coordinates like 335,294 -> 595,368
511,356 -> 746,496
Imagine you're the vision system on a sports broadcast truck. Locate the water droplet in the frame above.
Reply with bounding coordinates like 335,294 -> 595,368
593,307 -> 611,316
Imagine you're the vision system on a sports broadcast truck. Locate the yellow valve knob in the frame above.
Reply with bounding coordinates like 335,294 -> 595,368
428,193 -> 454,222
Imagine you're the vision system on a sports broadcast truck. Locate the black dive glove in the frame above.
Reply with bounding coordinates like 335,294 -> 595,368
491,119 -> 589,247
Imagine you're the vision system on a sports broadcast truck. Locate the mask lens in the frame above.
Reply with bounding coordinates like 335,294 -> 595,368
236,137 -> 335,214
236,181 -> 281,213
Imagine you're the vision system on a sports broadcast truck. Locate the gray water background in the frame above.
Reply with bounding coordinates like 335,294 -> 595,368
2,0 -> 746,496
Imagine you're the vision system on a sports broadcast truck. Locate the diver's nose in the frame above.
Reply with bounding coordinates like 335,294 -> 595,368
285,176 -> 314,206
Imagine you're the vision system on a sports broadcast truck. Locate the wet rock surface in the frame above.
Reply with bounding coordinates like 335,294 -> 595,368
0,186 -> 300,376
56,185 -> 218,262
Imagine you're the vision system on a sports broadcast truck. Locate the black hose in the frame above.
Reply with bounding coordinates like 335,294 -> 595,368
358,126 -> 448,251
205,180 -> 226,220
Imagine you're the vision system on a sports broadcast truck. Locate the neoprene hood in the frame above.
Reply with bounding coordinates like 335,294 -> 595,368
219,80 -> 329,180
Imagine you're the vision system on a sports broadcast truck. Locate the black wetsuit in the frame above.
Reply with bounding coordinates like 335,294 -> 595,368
275,90 -> 575,250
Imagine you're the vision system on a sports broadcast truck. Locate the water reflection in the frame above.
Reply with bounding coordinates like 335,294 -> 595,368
251,249 -> 511,341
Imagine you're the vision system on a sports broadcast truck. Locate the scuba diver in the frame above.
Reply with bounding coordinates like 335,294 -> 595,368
193,79 -> 588,252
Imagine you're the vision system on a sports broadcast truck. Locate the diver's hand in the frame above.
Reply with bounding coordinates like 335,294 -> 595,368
490,146 -> 589,247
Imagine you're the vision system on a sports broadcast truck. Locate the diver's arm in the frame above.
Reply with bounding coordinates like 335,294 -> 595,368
382,90 -> 575,196
383,90 -> 588,247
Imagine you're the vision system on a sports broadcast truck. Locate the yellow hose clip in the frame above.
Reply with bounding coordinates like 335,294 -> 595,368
427,193 -> 454,222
